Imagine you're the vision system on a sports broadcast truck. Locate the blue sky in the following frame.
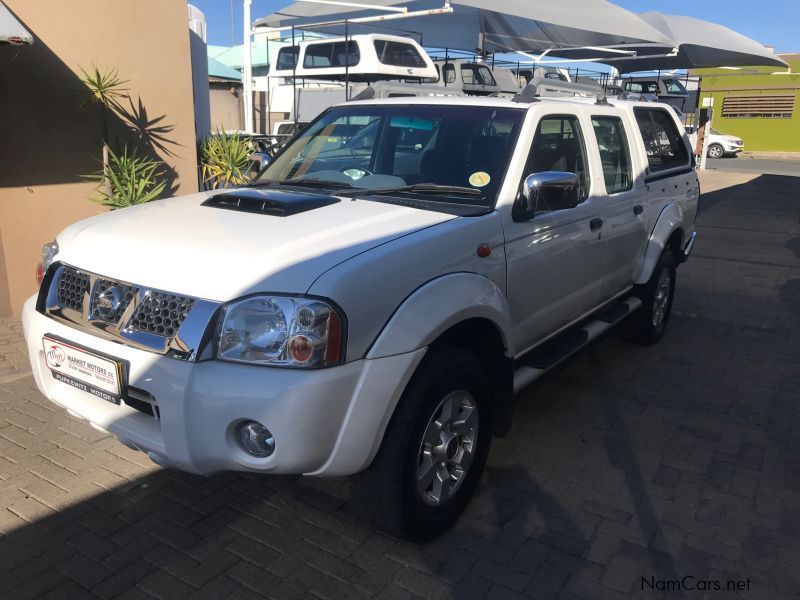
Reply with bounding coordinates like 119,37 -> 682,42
190,0 -> 797,53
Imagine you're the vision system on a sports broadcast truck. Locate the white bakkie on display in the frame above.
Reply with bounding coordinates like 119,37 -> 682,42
23,92 -> 698,540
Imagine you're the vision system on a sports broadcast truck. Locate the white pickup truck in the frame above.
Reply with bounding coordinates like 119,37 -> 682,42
24,92 -> 698,540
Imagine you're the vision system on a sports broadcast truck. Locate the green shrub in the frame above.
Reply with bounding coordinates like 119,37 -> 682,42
85,145 -> 167,208
200,131 -> 253,190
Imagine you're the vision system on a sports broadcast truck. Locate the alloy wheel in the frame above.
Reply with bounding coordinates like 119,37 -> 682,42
416,390 -> 479,507
652,267 -> 672,329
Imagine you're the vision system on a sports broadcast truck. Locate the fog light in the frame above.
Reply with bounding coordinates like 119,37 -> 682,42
239,421 -> 275,457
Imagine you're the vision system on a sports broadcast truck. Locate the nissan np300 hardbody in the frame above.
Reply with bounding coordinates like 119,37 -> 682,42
24,92 -> 698,540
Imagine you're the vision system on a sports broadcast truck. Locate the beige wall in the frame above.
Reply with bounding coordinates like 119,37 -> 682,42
210,84 -> 243,132
0,0 -> 199,316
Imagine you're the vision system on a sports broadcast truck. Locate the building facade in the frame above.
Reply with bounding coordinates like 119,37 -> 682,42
0,0 -> 200,316
693,54 -> 800,152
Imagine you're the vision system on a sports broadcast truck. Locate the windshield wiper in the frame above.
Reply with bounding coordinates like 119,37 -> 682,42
249,178 -> 354,190
346,183 -> 482,197
284,178 -> 355,189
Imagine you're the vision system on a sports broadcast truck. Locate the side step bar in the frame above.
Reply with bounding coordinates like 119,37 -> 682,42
513,297 -> 642,394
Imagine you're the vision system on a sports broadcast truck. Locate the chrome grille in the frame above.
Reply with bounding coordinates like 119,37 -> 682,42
130,292 -> 196,337
56,267 -> 90,311
41,263 -> 221,362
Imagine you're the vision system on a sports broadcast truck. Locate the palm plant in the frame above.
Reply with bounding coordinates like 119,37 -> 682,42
79,64 -> 130,191
84,145 -> 166,208
79,64 -> 129,109
200,132 -> 254,189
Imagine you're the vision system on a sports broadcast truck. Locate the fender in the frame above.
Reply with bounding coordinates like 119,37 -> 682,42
310,273 -> 514,476
635,203 -> 684,285
366,272 -> 515,359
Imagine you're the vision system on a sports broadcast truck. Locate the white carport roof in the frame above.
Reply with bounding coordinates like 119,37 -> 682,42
603,12 -> 788,72
0,1 -> 32,45
254,0 -> 675,56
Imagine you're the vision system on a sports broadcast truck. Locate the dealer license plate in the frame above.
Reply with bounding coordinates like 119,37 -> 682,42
42,336 -> 123,404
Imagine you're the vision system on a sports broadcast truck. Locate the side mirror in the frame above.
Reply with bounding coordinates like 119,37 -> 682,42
513,171 -> 580,221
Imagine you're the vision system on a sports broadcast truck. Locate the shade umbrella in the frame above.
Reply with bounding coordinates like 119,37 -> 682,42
602,12 -> 788,72
0,0 -> 32,45
254,0 -> 675,56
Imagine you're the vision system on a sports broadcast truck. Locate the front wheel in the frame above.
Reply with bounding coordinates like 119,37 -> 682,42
354,347 -> 492,541
707,143 -> 724,159
619,247 -> 677,345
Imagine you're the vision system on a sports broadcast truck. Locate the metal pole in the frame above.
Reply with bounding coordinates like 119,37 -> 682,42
292,26 -> 298,126
242,0 -> 253,132
345,19 -> 350,101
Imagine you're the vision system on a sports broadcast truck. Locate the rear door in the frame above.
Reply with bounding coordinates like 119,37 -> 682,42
588,114 -> 648,300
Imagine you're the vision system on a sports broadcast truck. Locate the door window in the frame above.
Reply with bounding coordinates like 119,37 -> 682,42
591,116 -> 633,193
634,108 -> 689,172
523,115 -> 590,210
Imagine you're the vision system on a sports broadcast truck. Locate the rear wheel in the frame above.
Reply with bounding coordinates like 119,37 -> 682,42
707,143 -> 724,159
619,247 -> 677,345
355,347 -> 492,541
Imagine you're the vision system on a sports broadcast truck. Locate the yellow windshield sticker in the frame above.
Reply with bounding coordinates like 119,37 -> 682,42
469,171 -> 491,188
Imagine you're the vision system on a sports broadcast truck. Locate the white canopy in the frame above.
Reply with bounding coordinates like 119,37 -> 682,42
255,0 -> 675,55
604,12 -> 788,72
0,1 -> 32,45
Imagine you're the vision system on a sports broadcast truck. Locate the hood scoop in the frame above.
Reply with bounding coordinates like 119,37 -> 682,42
202,188 -> 340,217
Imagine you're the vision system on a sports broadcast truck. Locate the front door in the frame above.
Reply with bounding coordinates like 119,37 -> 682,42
503,114 -> 605,355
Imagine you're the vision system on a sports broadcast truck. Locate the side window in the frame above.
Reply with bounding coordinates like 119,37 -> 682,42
634,108 -> 689,172
663,79 -> 687,95
276,46 -> 299,71
443,63 -> 456,84
373,40 -> 426,67
461,64 -> 497,86
303,41 -> 360,68
523,115 -> 590,209
591,116 -> 632,194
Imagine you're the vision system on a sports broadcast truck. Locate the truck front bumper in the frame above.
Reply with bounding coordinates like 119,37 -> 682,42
22,296 -> 425,476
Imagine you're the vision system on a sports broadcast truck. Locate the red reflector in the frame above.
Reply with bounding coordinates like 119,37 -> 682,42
36,262 -> 44,285
477,244 -> 492,258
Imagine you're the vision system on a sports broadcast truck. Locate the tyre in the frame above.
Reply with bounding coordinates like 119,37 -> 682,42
707,143 -> 724,159
355,347 -> 492,541
619,247 -> 677,345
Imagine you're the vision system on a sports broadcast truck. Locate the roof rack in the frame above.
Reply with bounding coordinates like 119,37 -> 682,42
512,78 -> 608,104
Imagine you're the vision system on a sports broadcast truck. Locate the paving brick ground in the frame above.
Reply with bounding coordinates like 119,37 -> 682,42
1,170 -> 799,599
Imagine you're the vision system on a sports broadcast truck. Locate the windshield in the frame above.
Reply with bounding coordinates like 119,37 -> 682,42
255,104 -> 524,209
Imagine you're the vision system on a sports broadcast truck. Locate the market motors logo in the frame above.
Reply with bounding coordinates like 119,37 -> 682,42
45,344 -> 66,368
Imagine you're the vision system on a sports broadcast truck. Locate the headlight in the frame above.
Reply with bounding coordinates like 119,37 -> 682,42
42,241 -> 59,272
216,295 -> 345,368
37,240 -> 59,284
